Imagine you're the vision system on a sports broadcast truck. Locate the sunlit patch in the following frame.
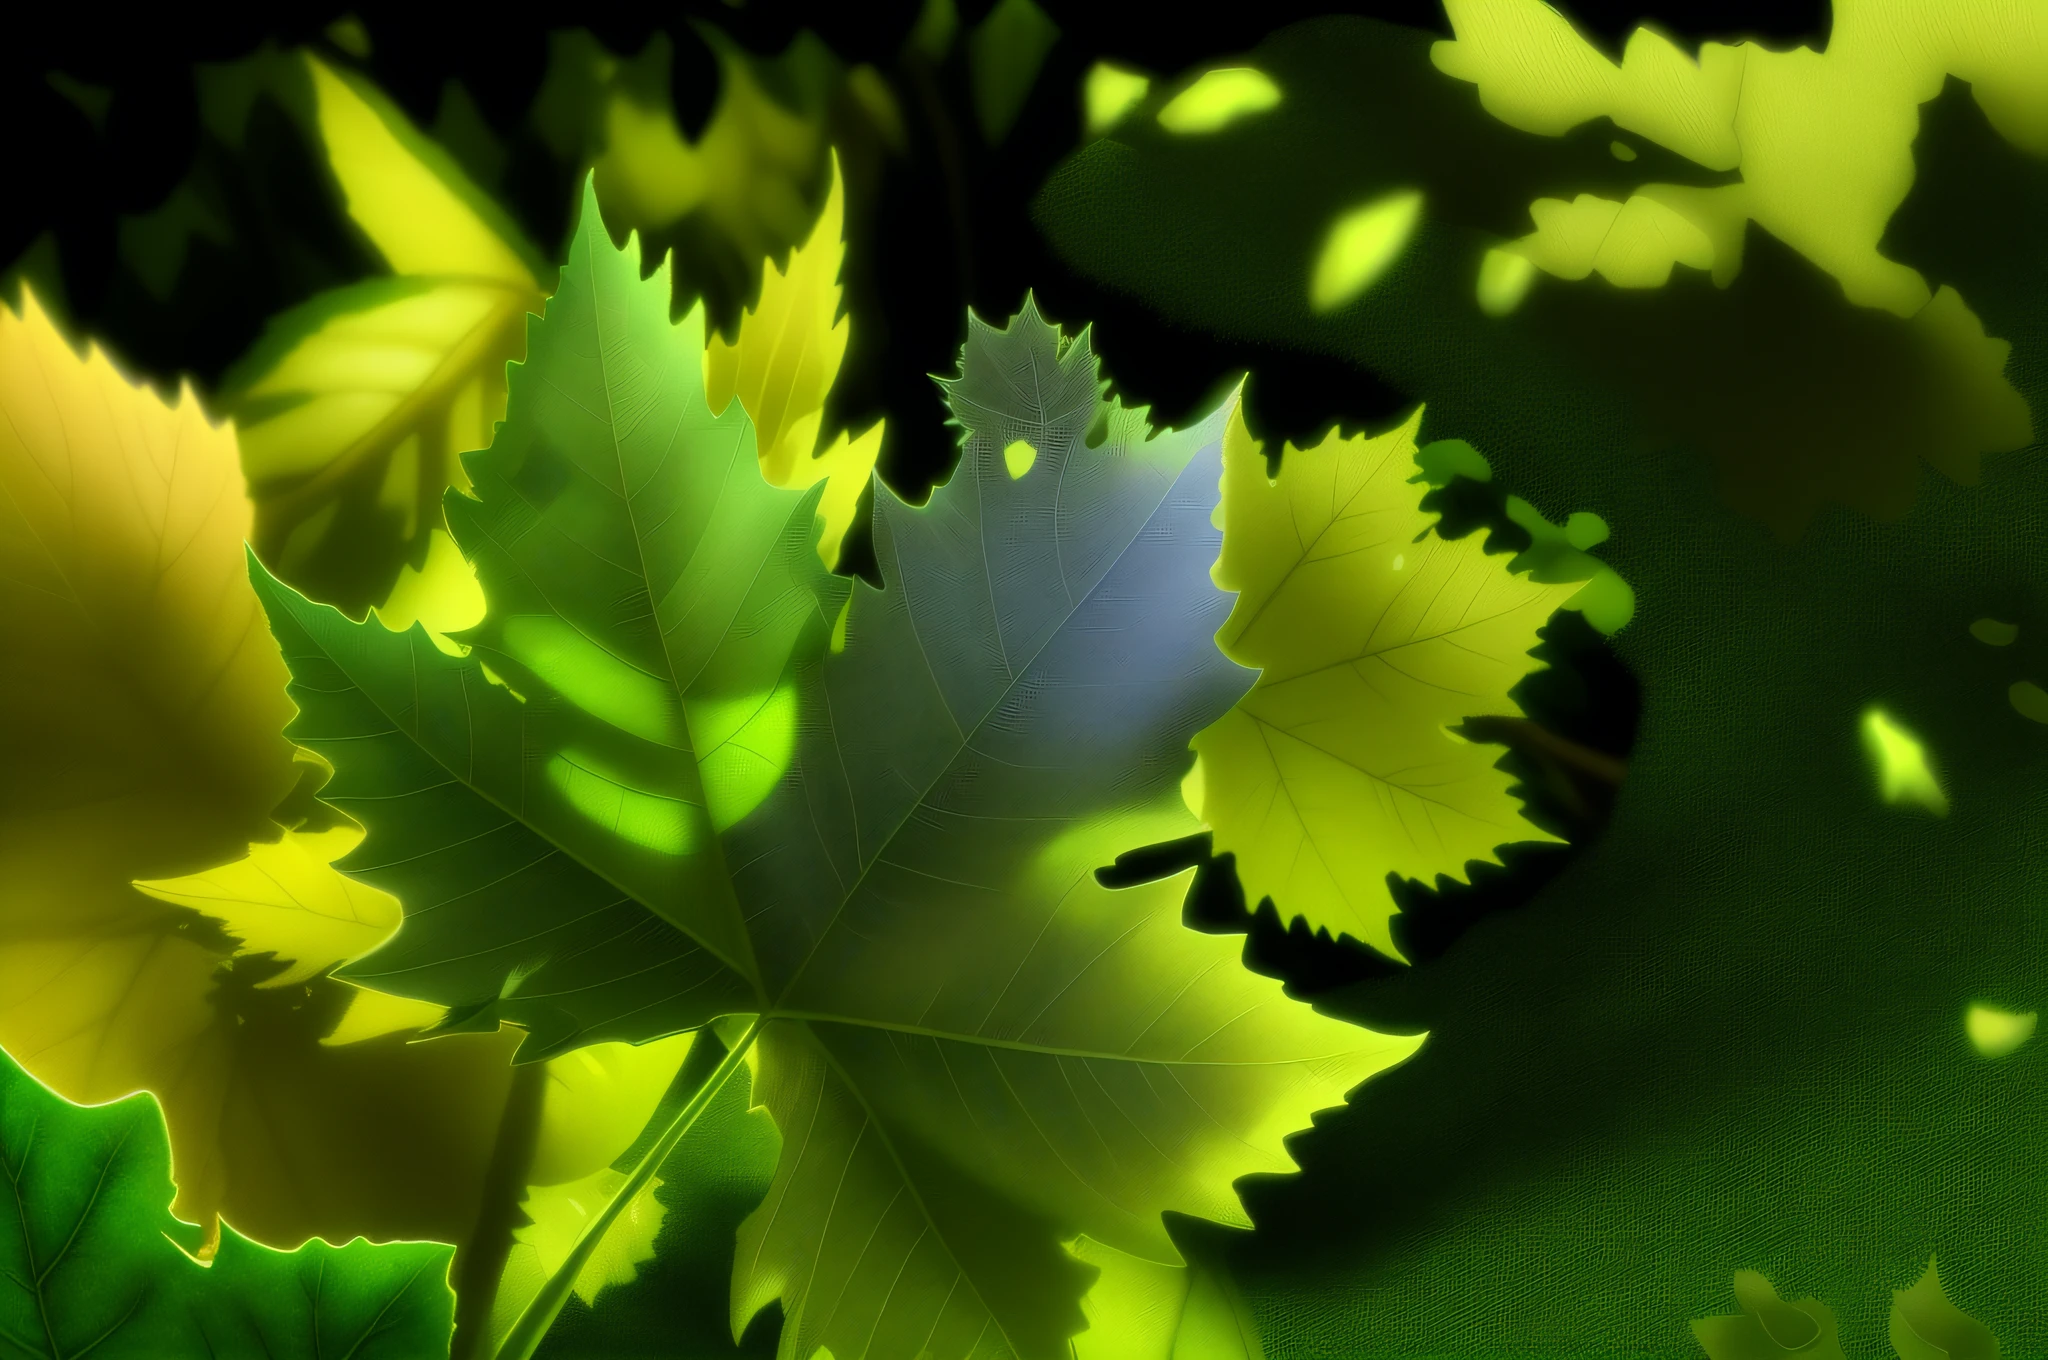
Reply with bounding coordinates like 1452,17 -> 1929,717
2009,681 -> 2048,724
373,528 -> 485,655
829,594 -> 851,654
1965,1002 -> 2035,1058
546,750 -> 695,854
1610,139 -> 1637,161
1310,190 -> 1424,313
1084,62 -> 1151,133
1391,553 -> 1405,571
1004,438 -> 1039,479
1157,68 -> 1280,135
1969,618 -> 2018,646
689,682 -> 799,832
499,615 -> 680,745
1860,707 -> 1948,816
1476,247 -> 1537,317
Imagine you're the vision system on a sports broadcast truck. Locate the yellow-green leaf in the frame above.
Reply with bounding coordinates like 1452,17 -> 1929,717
0,286 -> 525,1253
1690,1270 -> 1845,1360
705,154 -> 881,569
1188,405 -> 1584,960
305,53 -> 538,288
1891,1257 -> 2000,1360
227,53 -> 544,616
135,823 -> 398,988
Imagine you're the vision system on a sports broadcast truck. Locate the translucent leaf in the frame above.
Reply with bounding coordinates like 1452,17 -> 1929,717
705,155 -> 882,571
0,1042 -> 455,1356
1891,1257 -> 2000,1360
254,200 -> 1425,1358
1188,406 -> 1590,959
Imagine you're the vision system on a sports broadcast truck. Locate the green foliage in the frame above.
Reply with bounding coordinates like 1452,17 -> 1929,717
252,173 -> 1422,1359
0,1041 -> 455,1358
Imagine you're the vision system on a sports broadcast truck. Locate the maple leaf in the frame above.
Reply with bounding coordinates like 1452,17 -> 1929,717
1186,406 -> 1588,960
251,180 -> 1422,1360
0,1041 -> 456,1357
223,52 -> 547,616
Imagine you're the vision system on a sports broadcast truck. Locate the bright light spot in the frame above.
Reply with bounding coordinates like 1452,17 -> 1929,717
1861,707 -> 1948,816
1476,247 -> 1536,317
689,682 -> 799,831
1970,617 -> 2018,646
1083,62 -> 1150,133
1391,554 -> 1405,571
1966,1002 -> 2035,1058
547,751 -> 695,854
500,615 -> 681,746
830,595 -> 851,654
1564,511 -> 1610,550
1004,438 -> 1038,479
1310,189 -> 1424,314
2010,681 -> 2048,724
1157,68 -> 1280,135
1610,139 -> 1638,161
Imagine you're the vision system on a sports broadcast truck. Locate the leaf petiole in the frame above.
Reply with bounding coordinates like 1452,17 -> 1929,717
488,1014 -> 765,1360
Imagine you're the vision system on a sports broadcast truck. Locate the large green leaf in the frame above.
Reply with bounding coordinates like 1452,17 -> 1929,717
0,1039 -> 455,1358
252,177 -> 1423,1360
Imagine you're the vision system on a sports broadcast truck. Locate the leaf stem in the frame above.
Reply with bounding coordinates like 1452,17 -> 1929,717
487,1014 -> 765,1360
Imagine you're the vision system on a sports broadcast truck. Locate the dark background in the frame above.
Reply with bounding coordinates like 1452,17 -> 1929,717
3,0 -> 1822,986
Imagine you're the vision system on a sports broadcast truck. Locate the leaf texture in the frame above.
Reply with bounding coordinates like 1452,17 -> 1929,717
253,185 -> 1425,1360
0,1040 -> 456,1358
1188,407 -> 1584,960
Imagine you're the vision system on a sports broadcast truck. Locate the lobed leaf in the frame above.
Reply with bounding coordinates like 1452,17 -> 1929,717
254,180 -> 1425,1360
0,1040 -> 456,1358
1188,406 -> 1584,960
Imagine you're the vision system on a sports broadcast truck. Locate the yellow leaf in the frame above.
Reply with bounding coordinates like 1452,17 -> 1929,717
530,1031 -> 698,1187
135,823 -> 397,988
0,285 -> 523,1251
1432,0 -> 2048,316
228,55 -> 543,616
305,53 -> 536,288
1188,405 -> 1582,960
512,1167 -> 668,1307
705,154 -> 881,569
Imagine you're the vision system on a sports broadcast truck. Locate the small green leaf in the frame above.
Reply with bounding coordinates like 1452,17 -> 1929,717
1690,1270 -> 1844,1360
1891,1257 -> 1999,1360
0,1040 -> 455,1357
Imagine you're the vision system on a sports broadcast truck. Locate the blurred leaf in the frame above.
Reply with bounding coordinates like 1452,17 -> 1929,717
0,285 -> 524,1255
1690,1270 -> 1845,1360
223,53 -> 544,617
706,153 -> 881,569
1186,404 -> 1595,960
1892,1257 -> 2001,1360
549,27 -> 839,333
1034,13 -> 2036,541
0,1041 -> 457,1358
969,0 -> 1060,145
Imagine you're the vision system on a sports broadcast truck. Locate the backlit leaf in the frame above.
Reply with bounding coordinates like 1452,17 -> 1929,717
1187,406 -> 1586,960
253,185 -> 1424,1359
0,1041 -> 456,1358
0,284 -> 526,1258
225,53 -> 545,617
705,154 -> 882,571
1891,1257 -> 2001,1360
